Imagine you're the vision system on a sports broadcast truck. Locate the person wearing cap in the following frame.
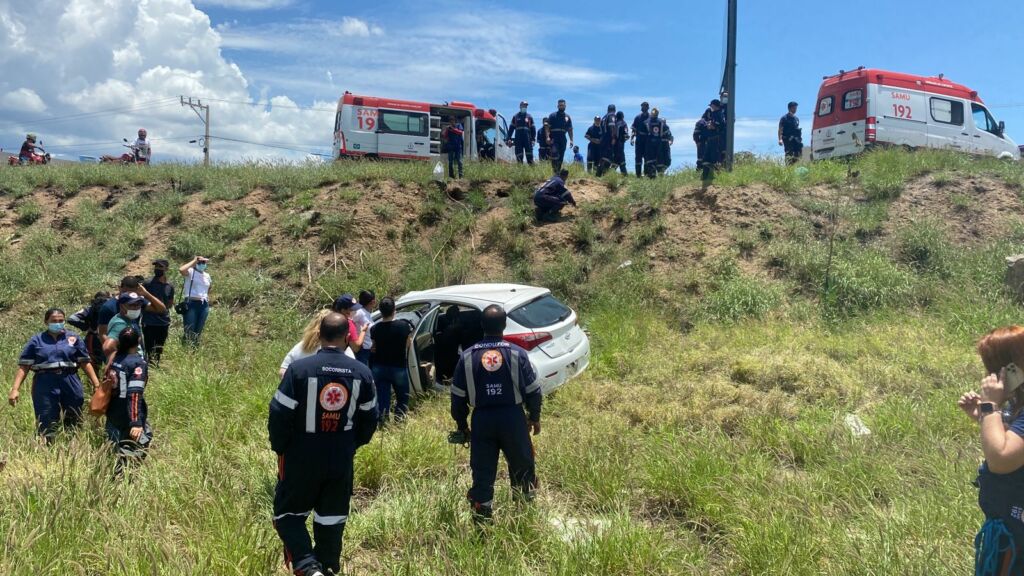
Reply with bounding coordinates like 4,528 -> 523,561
332,294 -> 368,357
546,99 -> 574,173
631,102 -> 651,177
178,256 -> 213,347
584,116 -> 603,174
778,101 -> 803,165
9,307 -> 103,442
597,105 -> 618,176
960,326 -> 1024,574
141,259 -> 175,366
352,290 -> 377,367
268,312 -> 378,576
104,291 -> 164,362
644,108 -> 673,178
451,305 -> 542,522
97,276 -> 165,342
507,101 -> 536,165
533,169 -> 576,223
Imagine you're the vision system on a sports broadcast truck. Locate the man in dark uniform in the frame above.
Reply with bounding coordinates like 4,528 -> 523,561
630,102 -> 650,177
532,169 -> 576,222
546,99 -> 574,173
507,100 -> 535,165
141,259 -> 175,367
700,99 -> 726,179
451,305 -> 542,522
644,108 -> 671,178
613,111 -> 629,175
597,104 -> 618,176
778,101 -> 803,165
537,118 -> 550,162
269,313 -> 378,576
584,116 -> 602,174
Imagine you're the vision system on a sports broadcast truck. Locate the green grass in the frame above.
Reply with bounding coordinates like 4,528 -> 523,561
0,149 -> 1019,574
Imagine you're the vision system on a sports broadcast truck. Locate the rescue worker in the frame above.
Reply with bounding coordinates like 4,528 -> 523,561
613,111 -> 629,175
546,99 -> 574,173
67,291 -> 112,368
597,105 -> 618,176
19,133 -> 44,163
778,101 -> 803,165
9,308 -> 103,442
537,118 -> 551,162
584,116 -> 602,174
269,313 -> 378,576
443,116 -> 464,179
106,327 -> 152,475
507,101 -> 535,165
532,169 -> 577,222
451,305 -> 542,522
630,102 -> 651,177
644,108 -> 672,178
698,99 -> 725,180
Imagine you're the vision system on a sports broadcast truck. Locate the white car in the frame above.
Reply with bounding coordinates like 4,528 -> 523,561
376,283 -> 590,395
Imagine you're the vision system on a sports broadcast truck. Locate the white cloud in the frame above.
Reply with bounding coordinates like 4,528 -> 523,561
0,88 -> 47,112
195,0 -> 293,9
338,16 -> 382,38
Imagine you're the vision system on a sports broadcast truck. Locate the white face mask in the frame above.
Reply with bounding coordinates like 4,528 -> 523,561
126,309 -> 142,320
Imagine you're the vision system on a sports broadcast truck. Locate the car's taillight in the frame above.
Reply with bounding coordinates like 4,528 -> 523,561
338,132 -> 347,155
503,332 -> 552,351
865,116 -> 876,143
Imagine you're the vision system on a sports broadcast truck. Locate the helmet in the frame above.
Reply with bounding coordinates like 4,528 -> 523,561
138,128 -> 147,137
26,133 -> 36,141
519,100 -> 528,107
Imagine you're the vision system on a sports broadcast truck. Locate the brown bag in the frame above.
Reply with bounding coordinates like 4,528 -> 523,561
89,366 -> 115,416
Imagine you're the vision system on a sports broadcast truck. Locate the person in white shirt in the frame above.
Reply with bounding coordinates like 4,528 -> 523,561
133,128 -> 151,163
279,309 -> 355,377
178,256 -> 212,347
353,290 -> 377,366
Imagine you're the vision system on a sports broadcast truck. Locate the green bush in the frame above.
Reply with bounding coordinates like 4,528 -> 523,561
15,200 -> 41,225
895,220 -> 953,276
319,212 -> 355,249
701,274 -> 784,322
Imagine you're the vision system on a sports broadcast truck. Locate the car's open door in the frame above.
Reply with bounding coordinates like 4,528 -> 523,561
407,305 -> 440,395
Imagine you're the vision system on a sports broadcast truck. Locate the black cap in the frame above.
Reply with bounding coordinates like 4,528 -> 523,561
710,99 -> 722,107
152,259 -> 169,267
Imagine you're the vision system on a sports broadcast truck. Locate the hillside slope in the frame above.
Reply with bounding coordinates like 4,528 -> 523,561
1,150 -> 1024,575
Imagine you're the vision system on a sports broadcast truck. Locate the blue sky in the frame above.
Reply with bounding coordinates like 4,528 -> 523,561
2,0 -> 1023,164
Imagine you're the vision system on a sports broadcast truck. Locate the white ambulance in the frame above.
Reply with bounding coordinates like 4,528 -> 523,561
811,67 -> 1019,161
332,92 -> 516,162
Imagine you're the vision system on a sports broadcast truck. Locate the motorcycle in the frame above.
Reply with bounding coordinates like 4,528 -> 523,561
5,143 -> 50,166
100,138 -> 150,165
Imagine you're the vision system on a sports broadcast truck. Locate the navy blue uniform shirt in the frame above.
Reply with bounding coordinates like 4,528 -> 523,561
142,277 -> 174,327
547,111 -> 573,135
107,353 -> 148,430
450,337 -> 542,430
509,112 -> 535,142
632,112 -> 650,138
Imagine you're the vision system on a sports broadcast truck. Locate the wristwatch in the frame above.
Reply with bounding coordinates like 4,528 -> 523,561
980,402 -> 998,415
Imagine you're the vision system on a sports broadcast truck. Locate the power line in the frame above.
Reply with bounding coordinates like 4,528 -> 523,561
197,96 -> 336,113
0,98 -> 181,129
211,134 -> 329,155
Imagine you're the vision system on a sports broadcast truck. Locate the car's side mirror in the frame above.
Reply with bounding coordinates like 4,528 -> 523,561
123,138 -> 128,142
999,121 -> 1006,135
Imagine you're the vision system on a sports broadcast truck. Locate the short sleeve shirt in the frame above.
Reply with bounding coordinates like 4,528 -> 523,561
353,308 -> 373,350
107,315 -> 144,358
19,330 -> 89,369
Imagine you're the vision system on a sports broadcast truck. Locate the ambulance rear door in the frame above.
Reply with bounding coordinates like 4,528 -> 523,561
343,104 -> 380,156
377,108 -> 431,159
494,113 -> 516,163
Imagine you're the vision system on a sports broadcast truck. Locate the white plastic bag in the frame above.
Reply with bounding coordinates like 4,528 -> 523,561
432,161 -> 445,182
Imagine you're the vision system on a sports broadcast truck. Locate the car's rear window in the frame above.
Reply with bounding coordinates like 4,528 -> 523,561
508,295 -> 571,329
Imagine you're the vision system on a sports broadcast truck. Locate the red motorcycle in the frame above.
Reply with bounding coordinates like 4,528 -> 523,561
100,138 -> 150,165
6,148 -> 50,166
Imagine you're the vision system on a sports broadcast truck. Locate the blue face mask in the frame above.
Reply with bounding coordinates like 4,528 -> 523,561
196,263 -> 207,271
47,322 -> 64,333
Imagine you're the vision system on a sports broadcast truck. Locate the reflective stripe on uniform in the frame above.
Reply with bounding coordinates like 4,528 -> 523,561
305,377 -> 317,433
273,511 -> 310,521
359,398 -> 376,411
344,379 -> 361,431
510,350 -> 522,405
524,381 -> 541,394
32,361 -> 77,370
313,513 -> 348,526
18,359 -> 33,366
450,385 -> 467,398
274,390 -> 299,410
128,380 -> 145,390
463,350 -> 476,407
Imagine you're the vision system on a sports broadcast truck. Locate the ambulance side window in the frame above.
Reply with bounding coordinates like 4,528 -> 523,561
379,111 -> 430,137
334,112 -> 342,133
971,104 -> 1001,136
842,90 -> 863,111
930,98 -> 964,126
817,96 -> 834,116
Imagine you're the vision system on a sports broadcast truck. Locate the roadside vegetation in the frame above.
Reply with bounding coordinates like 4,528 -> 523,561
1,148 -> 1023,574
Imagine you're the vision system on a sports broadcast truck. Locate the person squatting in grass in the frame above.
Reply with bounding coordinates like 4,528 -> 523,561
533,169 -> 577,223
9,308 -> 103,443
960,326 -> 1024,575
105,327 -> 152,475
450,305 -> 542,522
269,312 -> 378,576
370,296 -> 414,426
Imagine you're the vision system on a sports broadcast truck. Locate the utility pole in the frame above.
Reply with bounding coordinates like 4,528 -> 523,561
180,96 -> 210,166
722,0 -> 737,170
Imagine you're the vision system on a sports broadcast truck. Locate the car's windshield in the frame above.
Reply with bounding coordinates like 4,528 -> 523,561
508,295 -> 572,329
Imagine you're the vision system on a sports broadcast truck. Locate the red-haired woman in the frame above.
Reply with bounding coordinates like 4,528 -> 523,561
961,326 -> 1024,575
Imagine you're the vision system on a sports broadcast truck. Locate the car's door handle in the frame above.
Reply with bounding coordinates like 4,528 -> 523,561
837,130 -> 846,135
961,132 -> 970,136
974,135 -> 982,138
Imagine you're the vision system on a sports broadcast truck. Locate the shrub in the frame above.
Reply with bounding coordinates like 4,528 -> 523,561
320,212 -> 356,249
15,200 -> 41,225
701,275 -> 784,322
895,220 -> 953,276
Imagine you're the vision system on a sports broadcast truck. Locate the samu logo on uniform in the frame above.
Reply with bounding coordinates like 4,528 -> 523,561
481,350 -> 503,372
320,382 -> 348,411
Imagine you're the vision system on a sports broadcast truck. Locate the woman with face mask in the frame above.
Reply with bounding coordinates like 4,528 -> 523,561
8,308 -> 102,442
178,256 -> 212,348
961,326 -> 1024,574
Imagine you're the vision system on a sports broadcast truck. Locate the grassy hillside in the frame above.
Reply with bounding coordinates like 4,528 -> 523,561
2,150 -> 1024,574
